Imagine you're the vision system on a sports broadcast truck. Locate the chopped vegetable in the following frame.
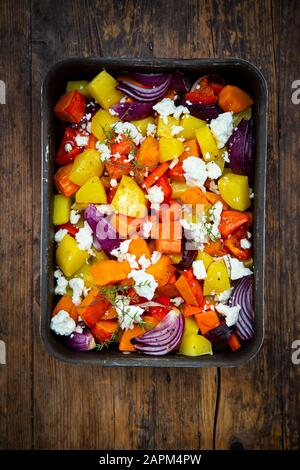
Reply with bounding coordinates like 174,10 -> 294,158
54,90 -> 86,123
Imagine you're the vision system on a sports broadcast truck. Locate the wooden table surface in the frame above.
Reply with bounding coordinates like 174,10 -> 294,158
0,0 -> 299,450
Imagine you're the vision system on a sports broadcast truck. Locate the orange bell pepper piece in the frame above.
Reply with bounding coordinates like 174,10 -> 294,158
180,138 -> 201,160
136,135 -> 160,170
144,162 -> 170,189
91,260 -> 131,286
52,295 -> 78,322
218,85 -> 254,113
175,270 -> 203,307
183,304 -> 202,317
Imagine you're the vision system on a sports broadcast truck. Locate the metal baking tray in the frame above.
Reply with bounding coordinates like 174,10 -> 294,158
41,57 -> 267,367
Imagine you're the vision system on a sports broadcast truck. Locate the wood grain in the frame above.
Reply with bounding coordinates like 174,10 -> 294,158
0,0 -> 33,449
30,0 -> 217,450
1,0 -> 300,450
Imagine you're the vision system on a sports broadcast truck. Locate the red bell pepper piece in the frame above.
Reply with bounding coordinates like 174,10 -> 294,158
149,297 -> 171,321
111,137 -> 136,156
54,90 -> 86,123
105,154 -> 132,180
168,161 -> 185,182
224,226 -> 252,260
156,173 -> 172,203
55,127 -> 82,165
144,162 -> 170,189
204,239 -> 228,257
57,223 -> 79,237
219,211 -> 250,238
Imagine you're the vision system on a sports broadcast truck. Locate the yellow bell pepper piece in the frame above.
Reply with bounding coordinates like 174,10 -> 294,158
72,263 -> 95,289
179,333 -> 212,356
75,176 -> 107,204
53,194 -> 71,225
92,250 -> 108,263
203,260 -> 231,296
86,70 -> 124,109
159,137 -> 185,162
132,116 -> 156,136
178,114 -> 206,140
157,116 -> 180,138
183,317 -> 199,336
66,80 -> 90,97
69,149 -> 104,186
171,181 -> 192,199
196,251 -> 213,270
91,109 -> 118,141
56,234 -> 89,277
111,175 -> 147,218
218,173 -> 251,211
195,125 -> 220,161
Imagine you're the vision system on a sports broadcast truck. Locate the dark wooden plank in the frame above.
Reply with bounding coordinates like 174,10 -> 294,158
0,0 -> 33,449
31,0 -> 217,450
275,0 -> 300,450
210,0 -> 284,449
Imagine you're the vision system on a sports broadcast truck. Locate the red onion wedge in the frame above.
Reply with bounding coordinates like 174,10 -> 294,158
182,100 -> 222,121
131,73 -> 170,87
230,275 -> 254,341
117,75 -> 171,102
228,118 -> 254,182
110,102 -> 154,121
65,325 -> 96,351
132,309 -> 184,355
84,204 -> 120,253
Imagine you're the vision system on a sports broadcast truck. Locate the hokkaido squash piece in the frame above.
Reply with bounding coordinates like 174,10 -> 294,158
204,240 -> 228,257
195,310 -> 221,335
146,255 -> 176,288
205,191 -> 229,210
91,260 -> 131,286
119,315 -> 159,352
101,305 -> 118,320
175,270 -> 203,307
76,288 -> 110,328
180,138 -> 201,160
136,135 -> 160,169
155,220 -> 182,254
52,295 -> 78,322
155,273 -> 179,298
179,187 -> 210,206
91,320 -> 119,343
159,200 -> 182,222
129,238 -> 151,259
218,85 -> 254,113
183,304 -> 202,318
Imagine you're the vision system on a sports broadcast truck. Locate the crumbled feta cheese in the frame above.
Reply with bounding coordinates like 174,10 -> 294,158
70,209 -> 80,225
75,324 -> 84,334
96,142 -> 111,161
171,125 -> 184,136
75,222 -> 94,253
109,108 -> 118,116
54,269 -> 68,296
151,251 -> 161,265
206,161 -> 222,180
147,185 -> 164,209
173,105 -> 190,120
124,254 -> 139,269
113,122 -> 144,146
247,231 -> 252,238
138,254 -> 152,270
115,295 -> 144,330
181,219 -> 208,246
214,288 -> 234,303
240,238 -> 252,249
249,188 -> 254,199
206,201 -> 223,241
69,277 -> 85,305
50,310 -> 76,336
125,151 -> 136,162
222,150 -> 230,163
229,257 -> 253,280
64,143 -> 73,153
146,123 -> 157,136
96,204 -> 114,216
192,260 -> 207,280
75,135 -> 89,147
111,239 -> 132,257
153,98 -> 177,118
55,228 -> 68,243
170,297 -> 184,307
110,178 -> 118,188
142,220 -> 153,239
169,157 -> 179,169
128,270 -> 158,300
209,112 -> 233,149
185,100 -> 192,106
183,157 -> 207,190
209,180 -> 220,194
216,303 -> 241,327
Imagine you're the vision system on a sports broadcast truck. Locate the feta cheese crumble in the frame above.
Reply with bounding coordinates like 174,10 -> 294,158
142,220 -> 153,239
54,228 -> 68,243
173,105 -> 190,120
74,135 -> 89,147
110,178 -> 118,188
206,161 -> 222,180
171,125 -> 184,136
210,112 -> 233,149
64,143 -> 73,153
240,238 -> 252,249
146,123 -> 157,136
183,157 -> 207,190
228,257 -> 253,280
153,98 -> 177,120
75,222 -> 94,254
115,295 -> 144,330
216,303 -> 241,327
113,122 -> 144,146
128,270 -> 158,300
54,269 -> 68,296
151,251 -> 161,265
138,254 -> 152,270
70,209 -> 80,225
169,157 -> 179,169
111,239 -> 131,257
170,297 -> 184,307
147,185 -> 164,209
214,288 -> 234,303
50,310 -> 76,336
96,142 -> 111,161
192,260 -> 207,280
69,277 -> 85,305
